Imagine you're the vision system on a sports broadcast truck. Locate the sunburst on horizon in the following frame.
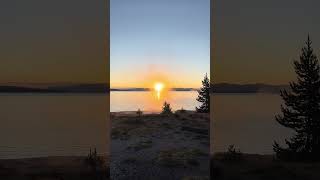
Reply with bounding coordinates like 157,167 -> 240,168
154,82 -> 165,100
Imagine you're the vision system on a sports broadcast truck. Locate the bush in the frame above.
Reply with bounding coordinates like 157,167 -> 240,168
176,107 -> 186,115
136,108 -> 143,117
224,145 -> 242,161
84,148 -> 105,173
161,101 -> 173,115
180,107 -> 186,113
135,108 -> 144,123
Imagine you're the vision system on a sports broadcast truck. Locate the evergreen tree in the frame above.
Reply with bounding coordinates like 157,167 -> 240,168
196,73 -> 210,113
274,36 -> 320,161
161,101 -> 173,115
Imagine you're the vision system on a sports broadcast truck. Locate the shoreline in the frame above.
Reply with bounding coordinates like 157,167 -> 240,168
110,109 -> 196,114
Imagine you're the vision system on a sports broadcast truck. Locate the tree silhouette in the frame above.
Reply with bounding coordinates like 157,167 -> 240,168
196,73 -> 210,113
137,108 -> 143,117
85,148 -> 105,178
274,35 -> 320,161
161,101 -> 173,115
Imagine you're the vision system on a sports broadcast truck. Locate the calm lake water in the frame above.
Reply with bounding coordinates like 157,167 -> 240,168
212,93 -> 293,155
111,91 -> 292,154
0,92 -> 293,158
0,93 -> 109,159
110,91 -> 200,112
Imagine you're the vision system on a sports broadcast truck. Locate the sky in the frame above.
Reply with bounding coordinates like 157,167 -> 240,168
0,1 -> 107,84
213,0 -> 320,85
110,0 -> 210,88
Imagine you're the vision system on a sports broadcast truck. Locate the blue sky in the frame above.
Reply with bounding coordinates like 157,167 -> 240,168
110,0 -> 210,88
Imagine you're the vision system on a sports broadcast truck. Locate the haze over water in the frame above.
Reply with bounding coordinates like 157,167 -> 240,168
110,91 -> 200,112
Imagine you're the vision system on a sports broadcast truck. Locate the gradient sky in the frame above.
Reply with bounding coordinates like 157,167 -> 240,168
110,0 -> 210,88
213,0 -> 320,85
0,1 -> 107,84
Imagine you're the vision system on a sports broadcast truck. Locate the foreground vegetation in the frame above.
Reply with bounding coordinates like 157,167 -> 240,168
111,110 -> 209,180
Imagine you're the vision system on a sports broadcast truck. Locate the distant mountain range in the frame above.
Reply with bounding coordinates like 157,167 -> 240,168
0,83 -> 289,93
0,83 -> 108,93
111,84 -> 289,94
110,88 -> 150,91
110,88 -> 197,91
212,83 -> 289,94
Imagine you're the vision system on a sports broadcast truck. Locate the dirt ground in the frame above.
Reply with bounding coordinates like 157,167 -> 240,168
211,153 -> 320,180
0,156 -> 109,180
110,110 -> 210,180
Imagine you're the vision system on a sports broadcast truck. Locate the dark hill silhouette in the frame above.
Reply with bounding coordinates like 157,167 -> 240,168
110,88 -> 197,91
0,83 -> 108,93
0,83 -> 288,93
212,83 -> 289,94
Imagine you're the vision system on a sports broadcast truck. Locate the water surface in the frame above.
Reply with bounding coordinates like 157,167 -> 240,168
212,93 -> 293,154
110,91 -> 200,112
0,93 -> 109,159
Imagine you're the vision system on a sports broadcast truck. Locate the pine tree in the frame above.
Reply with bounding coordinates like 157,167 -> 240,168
274,36 -> 320,161
161,101 -> 172,115
196,73 -> 210,113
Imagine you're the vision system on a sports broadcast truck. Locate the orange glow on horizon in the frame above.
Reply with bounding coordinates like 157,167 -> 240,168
110,64 -> 203,89
110,64 -> 203,90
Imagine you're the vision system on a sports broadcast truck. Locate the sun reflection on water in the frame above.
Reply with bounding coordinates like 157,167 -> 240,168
157,91 -> 161,100
154,82 -> 164,100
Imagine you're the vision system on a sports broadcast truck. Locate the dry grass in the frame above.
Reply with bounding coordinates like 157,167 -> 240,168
127,139 -> 153,151
156,148 -> 207,168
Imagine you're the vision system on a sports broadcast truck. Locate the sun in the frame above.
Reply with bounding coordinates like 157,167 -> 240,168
154,82 -> 165,100
154,82 -> 164,92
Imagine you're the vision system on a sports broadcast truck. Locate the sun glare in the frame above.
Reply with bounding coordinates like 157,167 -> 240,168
154,82 -> 164,92
154,82 -> 165,100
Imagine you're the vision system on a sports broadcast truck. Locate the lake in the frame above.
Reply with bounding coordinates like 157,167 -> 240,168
110,91 -> 200,112
212,93 -> 293,155
0,93 -> 109,159
111,91 -> 292,154
0,92 -> 294,158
